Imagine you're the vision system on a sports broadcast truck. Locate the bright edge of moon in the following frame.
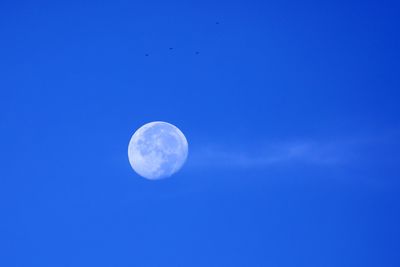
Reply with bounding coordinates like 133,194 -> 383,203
128,121 -> 189,180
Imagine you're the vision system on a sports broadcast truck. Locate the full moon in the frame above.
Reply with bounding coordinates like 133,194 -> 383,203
128,121 -> 188,180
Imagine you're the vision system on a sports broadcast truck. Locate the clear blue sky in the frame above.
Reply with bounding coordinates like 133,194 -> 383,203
1,0 -> 400,266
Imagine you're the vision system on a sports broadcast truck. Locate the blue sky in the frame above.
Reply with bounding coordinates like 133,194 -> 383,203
1,0 -> 400,266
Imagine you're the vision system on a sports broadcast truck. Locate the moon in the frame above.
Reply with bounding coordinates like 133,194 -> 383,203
128,121 -> 189,180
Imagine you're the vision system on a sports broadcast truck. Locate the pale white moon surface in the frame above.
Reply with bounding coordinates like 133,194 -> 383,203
128,121 -> 188,180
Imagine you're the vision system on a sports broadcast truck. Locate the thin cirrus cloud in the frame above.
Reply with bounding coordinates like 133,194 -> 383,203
187,131 -> 400,170
188,140 -> 347,169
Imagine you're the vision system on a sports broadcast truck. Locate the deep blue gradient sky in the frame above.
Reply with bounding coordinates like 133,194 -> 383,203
1,0 -> 400,266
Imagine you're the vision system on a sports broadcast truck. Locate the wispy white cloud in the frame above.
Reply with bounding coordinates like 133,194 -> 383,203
187,131 -> 400,169
187,140 -> 346,169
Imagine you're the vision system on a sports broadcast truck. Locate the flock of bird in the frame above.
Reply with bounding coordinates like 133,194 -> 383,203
144,49 -> 200,57
144,22 -> 220,57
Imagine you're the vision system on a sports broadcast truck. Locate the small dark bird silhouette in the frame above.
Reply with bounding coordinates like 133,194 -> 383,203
169,47 -> 173,50
145,54 -> 149,56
